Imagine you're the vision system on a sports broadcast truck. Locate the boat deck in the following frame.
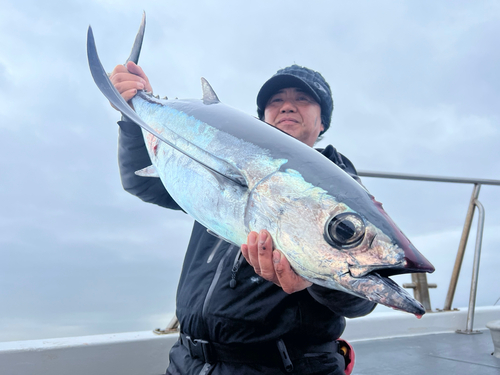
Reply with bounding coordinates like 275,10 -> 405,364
353,330 -> 499,375
1,307 -> 499,375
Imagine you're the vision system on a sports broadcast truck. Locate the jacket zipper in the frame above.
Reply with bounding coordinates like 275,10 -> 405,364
230,251 -> 244,288
206,239 -> 223,264
202,243 -> 235,318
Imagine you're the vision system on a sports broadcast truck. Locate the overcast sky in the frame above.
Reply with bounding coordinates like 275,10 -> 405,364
1,0 -> 499,342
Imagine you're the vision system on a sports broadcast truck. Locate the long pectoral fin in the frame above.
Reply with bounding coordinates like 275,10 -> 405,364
87,26 -> 248,189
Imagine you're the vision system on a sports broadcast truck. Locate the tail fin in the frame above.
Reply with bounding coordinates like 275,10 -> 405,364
86,25 -> 141,124
86,16 -> 167,143
86,18 -> 249,189
125,11 -> 146,65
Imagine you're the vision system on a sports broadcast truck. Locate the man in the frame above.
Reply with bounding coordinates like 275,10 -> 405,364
110,62 -> 376,375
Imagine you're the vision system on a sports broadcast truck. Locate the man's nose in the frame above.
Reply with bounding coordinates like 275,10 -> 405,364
280,99 -> 297,112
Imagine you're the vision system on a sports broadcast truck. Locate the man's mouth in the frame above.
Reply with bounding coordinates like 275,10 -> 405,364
277,117 -> 299,125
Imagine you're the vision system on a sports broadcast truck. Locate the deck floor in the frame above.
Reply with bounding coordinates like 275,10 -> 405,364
352,330 -> 499,375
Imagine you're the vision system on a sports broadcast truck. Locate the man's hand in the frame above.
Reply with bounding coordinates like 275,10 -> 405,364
241,230 -> 312,294
109,61 -> 153,105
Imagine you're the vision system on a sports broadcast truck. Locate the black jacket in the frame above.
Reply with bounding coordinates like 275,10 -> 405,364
117,120 -> 376,374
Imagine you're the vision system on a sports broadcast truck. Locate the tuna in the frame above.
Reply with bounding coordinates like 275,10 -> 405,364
87,15 -> 434,316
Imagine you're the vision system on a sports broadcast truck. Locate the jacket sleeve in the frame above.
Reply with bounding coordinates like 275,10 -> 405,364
307,285 -> 376,318
117,119 -> 182,210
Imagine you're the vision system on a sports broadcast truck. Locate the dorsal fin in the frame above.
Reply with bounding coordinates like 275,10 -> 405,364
125,11 -> 146,64
201,78 -> 220,105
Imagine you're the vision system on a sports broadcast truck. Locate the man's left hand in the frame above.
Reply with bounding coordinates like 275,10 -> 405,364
241,230 -> 312,294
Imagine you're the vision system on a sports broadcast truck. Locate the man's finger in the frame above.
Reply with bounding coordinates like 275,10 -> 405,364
245,231 -> 260,273
257,230 -> 278,282
126,61 -> 153,92
109,64 -> 129,77
121,88 -> 139,103
273,250 -> 312,294
111,72 -> 147,87
241,244 -> 249,263
114,81 -> 145,96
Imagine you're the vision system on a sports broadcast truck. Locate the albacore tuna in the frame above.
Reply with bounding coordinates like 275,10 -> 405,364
87,15 -> 434,316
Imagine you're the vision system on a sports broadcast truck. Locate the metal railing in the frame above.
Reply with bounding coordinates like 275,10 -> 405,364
357,170 -> 500,333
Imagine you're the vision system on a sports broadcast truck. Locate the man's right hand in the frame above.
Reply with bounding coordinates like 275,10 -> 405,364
109,61 -> 153,106
241,230 -> 313,294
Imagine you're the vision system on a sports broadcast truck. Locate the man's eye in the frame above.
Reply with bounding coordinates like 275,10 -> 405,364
270,98 -> 283,103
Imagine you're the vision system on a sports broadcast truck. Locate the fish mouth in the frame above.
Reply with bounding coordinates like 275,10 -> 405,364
347,262 -> 407,278
341,270 -> 425,316
347,260 -> 434,279
307,265 -> 425,316
342,240 -> 435,311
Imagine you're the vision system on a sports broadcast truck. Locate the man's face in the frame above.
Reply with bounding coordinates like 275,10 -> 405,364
263,87 -> 324,147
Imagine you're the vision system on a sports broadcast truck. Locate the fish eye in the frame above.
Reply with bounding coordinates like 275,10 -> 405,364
324,212 -> 365,249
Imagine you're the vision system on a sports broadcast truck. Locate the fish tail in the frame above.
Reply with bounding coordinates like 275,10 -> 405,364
125,11 -> 146,65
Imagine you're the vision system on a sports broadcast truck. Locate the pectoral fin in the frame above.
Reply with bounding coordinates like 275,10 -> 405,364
135,165 -> 159,178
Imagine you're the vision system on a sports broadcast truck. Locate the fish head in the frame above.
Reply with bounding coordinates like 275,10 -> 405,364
317,197 -> 434,316
257,174 -> 434,316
